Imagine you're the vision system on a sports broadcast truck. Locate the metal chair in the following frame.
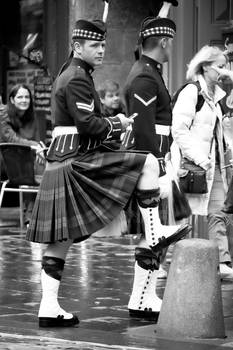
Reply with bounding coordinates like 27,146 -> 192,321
0,143 -> 40,229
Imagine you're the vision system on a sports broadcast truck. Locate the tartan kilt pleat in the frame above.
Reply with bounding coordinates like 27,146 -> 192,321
26,150 -> 146,243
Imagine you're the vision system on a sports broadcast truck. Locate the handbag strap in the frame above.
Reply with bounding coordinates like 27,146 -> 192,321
208,136 -> 214,158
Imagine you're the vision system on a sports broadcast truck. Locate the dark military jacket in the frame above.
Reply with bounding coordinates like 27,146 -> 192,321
47,57 -> 122,161
124,55 -> 173,163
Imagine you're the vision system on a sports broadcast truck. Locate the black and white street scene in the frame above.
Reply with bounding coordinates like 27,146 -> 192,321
1,0 -> 233,349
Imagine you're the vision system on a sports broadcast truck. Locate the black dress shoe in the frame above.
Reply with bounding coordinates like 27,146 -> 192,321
129,308 -> 159,321
39,314 -> 79,327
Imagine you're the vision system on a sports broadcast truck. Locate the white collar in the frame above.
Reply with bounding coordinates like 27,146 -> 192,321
197,75 -> 226,104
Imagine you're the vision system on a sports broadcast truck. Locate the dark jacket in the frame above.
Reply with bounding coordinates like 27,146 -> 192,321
0,105 -> 39,179
124,55 -> 173,162
101,104 -> 125,118
47,58 -> 122,161
0,105 -> 38,147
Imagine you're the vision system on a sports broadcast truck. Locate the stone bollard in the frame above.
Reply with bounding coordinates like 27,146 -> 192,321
156,238 -> 225,339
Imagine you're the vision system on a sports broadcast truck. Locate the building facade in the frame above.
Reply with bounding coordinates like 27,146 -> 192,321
0,0 -> 233,136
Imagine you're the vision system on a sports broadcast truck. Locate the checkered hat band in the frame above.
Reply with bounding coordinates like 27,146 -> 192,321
72,29 -> 106,40
142,27 -> 175,38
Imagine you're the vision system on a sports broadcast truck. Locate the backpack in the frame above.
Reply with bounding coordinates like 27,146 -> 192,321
172,81 -> 228,157
171,80 -> 226,115
171,81 -> 205,113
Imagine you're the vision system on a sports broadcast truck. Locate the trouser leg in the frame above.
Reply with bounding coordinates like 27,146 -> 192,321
208,211 -> 231,264
222,177 -> 233,214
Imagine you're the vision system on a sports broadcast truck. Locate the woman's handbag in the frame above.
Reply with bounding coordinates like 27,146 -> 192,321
172,180 -> 192,220
165,160 -> 192,222
179,158 -> 208,194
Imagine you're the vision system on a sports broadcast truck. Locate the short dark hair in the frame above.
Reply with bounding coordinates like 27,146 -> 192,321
142,36 -> 163,50
71,38 -> 86,50
98,80 -> 120,99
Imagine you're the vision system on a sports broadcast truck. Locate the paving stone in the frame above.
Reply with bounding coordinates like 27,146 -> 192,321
0,209 -> 233,349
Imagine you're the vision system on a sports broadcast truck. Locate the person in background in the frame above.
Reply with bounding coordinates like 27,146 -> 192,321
98,79 -> 125,117
0,83 -> 45,224
172,45 -> 233,281
97,79 -> 127,236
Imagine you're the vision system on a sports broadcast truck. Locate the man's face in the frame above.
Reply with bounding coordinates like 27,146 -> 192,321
163,37 -> 173,62
79,40 -> 106,67
101,89 -> 121,110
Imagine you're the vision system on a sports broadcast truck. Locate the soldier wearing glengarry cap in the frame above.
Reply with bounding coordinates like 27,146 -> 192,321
26,0 -> 190,327
124,0 -> 189,320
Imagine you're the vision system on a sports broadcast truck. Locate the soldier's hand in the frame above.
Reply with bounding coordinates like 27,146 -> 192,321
117,113 -> 134,131
31,142 -> 46,164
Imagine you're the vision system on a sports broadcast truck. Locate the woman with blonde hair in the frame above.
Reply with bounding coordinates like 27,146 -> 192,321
172,45 -> 233,280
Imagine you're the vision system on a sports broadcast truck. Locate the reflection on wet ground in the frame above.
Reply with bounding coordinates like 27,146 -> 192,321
0,209 -> 233,349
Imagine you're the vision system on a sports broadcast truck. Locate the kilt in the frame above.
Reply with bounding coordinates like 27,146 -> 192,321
26,149 -> 146,243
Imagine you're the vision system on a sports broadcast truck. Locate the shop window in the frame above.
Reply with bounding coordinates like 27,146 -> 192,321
5,0 -> 52,145
7,0 -> 44,92
211,0 -> 233,25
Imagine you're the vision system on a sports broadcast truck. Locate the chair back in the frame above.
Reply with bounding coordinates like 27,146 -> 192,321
0,143 -> 37,186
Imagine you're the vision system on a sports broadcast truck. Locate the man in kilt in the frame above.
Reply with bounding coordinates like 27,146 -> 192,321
123,0 -> 185,319
26,2 -> 191,327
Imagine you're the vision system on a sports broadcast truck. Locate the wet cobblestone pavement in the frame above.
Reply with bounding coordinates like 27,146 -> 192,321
1,210 -> 233,349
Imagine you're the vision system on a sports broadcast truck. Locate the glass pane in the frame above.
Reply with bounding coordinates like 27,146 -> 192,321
212,0 -> 230,24
20,0 -> 43,64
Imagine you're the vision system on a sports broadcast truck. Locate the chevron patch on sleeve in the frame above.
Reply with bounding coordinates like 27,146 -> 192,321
134,94 -> 157,106
76,100 -> 94,112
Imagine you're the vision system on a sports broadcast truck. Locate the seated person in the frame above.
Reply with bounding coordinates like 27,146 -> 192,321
0,83 -> 46,224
